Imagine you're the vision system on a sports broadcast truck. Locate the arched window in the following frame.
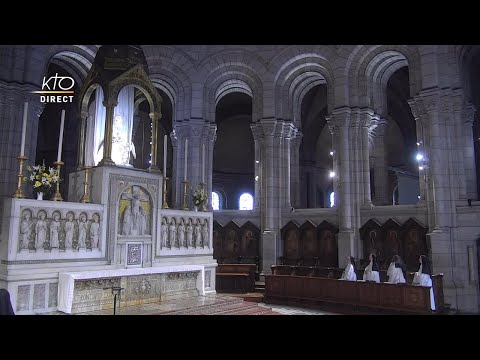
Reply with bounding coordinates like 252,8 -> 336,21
212,192 -> 220,211
239,193 -> 253,210
329,192 -> 335,208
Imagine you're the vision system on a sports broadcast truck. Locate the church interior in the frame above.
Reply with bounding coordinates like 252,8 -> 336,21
0,44 -> 479,315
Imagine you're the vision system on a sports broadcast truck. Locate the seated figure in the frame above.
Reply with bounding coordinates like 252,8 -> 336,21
0,289 -> 15,315
363,253 -> 380,283
412,255 -> 436,311
339,256 -> 357,281
387,255 -> 406,284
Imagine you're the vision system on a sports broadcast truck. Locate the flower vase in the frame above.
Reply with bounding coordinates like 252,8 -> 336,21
200,203 -> 208,212
36,192 -> 44,201
193,206 -> 198,212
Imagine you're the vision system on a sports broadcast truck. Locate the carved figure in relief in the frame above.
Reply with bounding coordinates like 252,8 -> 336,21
186,218 -> 194,247
50,212 -> 61,249
78,214 -> 88,248
65,212 -> 75,249
35,212 -> 48,249
201,219 -> 208,248
161,218 -> 169,248
178,218 -> 186,247
169,218 -> 177,247
122,204 -> 132,235
138,206 -> 147,235
90,214 -> 100,248
19,210 -> 34,250
194,219 -> 202,247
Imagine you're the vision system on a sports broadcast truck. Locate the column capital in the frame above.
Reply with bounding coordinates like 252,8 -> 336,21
102,98 -> 118,108
259,118 -> 278,137
462,103 -> 476,124
149,112 -> 161,122
250,123 -> 264,141
282,122 -> 296,139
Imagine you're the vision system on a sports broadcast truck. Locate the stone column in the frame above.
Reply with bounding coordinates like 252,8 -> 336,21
76,111 -> 88,170
290,130 -> 302,209
462,103 -> 477,200
360,109 -> 376,207
169,130 -> 178,208
149,112 -> 161,172
259,119 -> 279,273
251,123 -> 263,211
172,125 -> 190,208
326,119 -> 339,207
329,108 -> 355,261
206,124 -> 217,211
373,121 -> 388,205
282,122 -> 295,208
99,99 -> 117,166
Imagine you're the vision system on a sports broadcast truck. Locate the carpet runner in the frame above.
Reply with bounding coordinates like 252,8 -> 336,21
155,297 -> 281,315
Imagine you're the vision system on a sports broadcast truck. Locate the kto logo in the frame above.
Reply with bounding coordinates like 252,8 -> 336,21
32,73 -> 75,103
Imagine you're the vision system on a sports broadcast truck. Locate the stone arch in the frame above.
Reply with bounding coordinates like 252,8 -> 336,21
272,51 -> 335,126
346,45 -> 422,112
46,45 -> 99,88
199,50 -> 267,123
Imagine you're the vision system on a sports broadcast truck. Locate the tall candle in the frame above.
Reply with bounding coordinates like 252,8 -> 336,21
163,134 -> 167,176
202,143 -> 205,183
20,102 -> 28,156
57,110 -> 65,162
184,139 -> 188,181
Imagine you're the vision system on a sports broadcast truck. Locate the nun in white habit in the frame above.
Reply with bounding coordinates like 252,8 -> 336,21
387,255 -> 406,284
339,256 -> 357,281
412,255 -> 436,311
363,253 -> 380,283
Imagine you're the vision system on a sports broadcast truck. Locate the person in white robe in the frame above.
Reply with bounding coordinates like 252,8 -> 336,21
339,256 -> 357,281
363,253 -> 380,282
412,255 -> 436,311
387,255 -> 406,284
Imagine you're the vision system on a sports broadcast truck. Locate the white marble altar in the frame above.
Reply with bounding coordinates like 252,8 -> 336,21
58,265 -> 205,313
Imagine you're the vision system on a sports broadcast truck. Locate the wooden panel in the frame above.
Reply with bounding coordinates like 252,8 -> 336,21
360,219 -> 382,262
213,221 -> 223,260
317,221 -> 338,267
223,221 -> 241,259
401,218 -> 428,272
381,218 -> 402,266
239,221 -> 260,258
300,221 -> 318,264
265,274 -> 434,314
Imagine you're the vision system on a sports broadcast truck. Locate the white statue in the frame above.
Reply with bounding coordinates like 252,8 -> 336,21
201,219 -> 208,248
178,218 -> 186,247
193,219 -> 201,248
78,214 -> 88,248
112,115 -> 136,167
121,186 -> 149,236
169,219 -> 177,247
20,211 -> 34,250
161,218 -> 169,248
186,219 -> 193,247
138,206 -> 147,235
65,213 -> 75,249
35,212 -> 48,250
90,214 -> 100,248
122,204 -> 132,235
50,213 -> 61,249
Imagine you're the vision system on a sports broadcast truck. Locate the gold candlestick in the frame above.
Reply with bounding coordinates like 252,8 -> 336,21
12,155 -> 27,198
51,161 -> 64,201
162,177 -> 169,209
79,166 -> 92,203
182,180 -> 189,211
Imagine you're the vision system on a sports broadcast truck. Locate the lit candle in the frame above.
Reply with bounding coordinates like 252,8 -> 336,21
163,134 -> 167,177
202,143 -> 205,184
20,102 -> 28,156
184,139 -> 188,181
57,110 -> 65,162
